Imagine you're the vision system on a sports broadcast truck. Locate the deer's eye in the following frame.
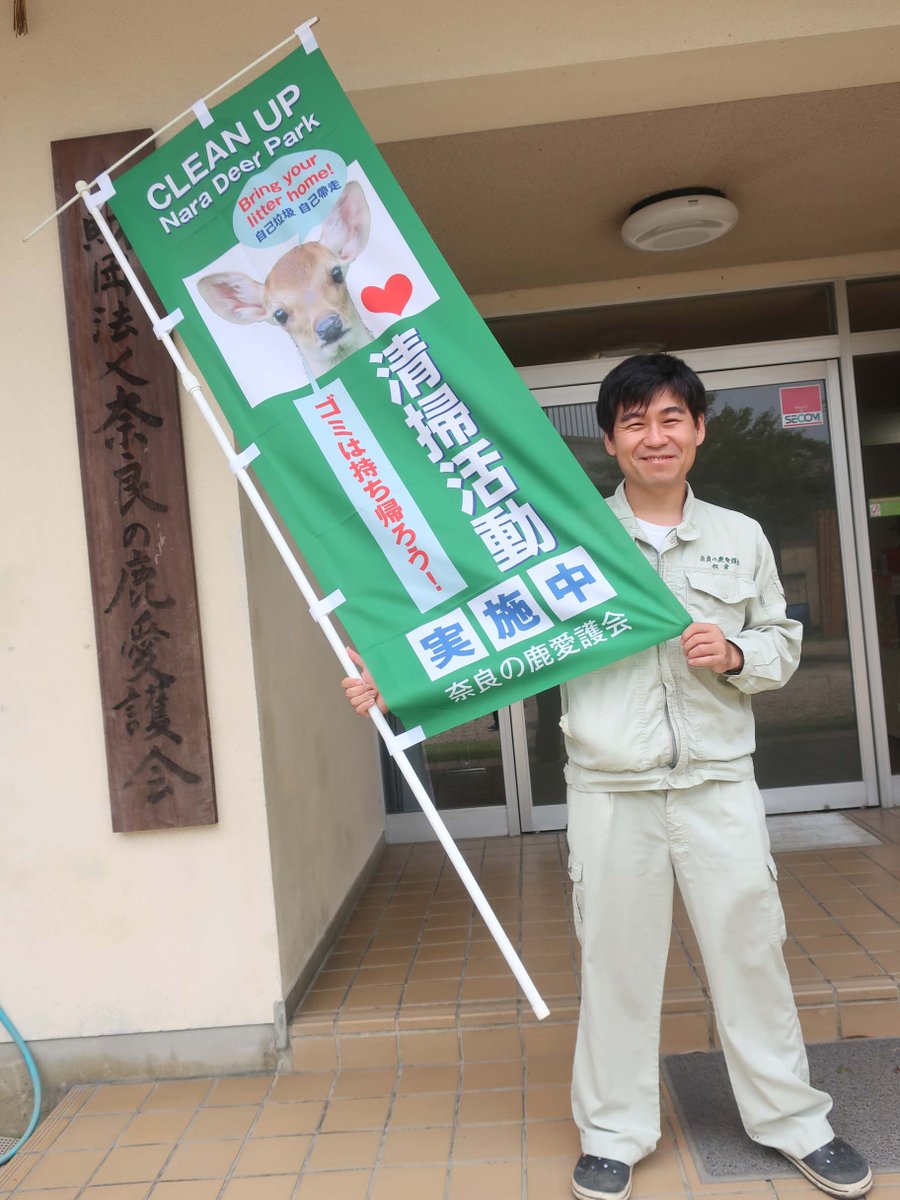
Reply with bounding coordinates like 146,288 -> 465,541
272,308 -> 289,325
330,266 -> 344,284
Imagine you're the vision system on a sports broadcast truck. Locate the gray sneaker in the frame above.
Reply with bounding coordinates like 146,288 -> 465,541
780,1138 -> 873,1198
571,1154 -> 633,1200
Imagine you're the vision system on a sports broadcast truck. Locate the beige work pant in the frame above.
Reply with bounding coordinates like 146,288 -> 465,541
567,780 -> 834,1165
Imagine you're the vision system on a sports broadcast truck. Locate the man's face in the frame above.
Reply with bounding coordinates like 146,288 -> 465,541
603,387 -> 705,492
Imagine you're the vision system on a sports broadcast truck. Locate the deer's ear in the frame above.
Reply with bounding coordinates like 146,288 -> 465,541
319,181 -> 371,263
197,272 -> 267,324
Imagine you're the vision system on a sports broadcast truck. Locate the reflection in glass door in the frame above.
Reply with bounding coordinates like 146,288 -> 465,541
382,709 -> 520,841
516,361 -> 873,831
698,370 -> 864,798
382,358 -> 880,843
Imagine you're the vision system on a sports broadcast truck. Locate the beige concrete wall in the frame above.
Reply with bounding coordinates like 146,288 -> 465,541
473,248 -> 900,318
1,271 -> 282,1041
238,503 -> 383,999
359,26 -> 900,140
333,0 -> 900,89
7,2 -> 900,143
0,1 -> 381,1048
0,48 -> 283,1035
11,0 -> 898,97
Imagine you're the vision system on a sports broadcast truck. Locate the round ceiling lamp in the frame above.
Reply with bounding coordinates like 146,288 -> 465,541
621,187 -> 738,252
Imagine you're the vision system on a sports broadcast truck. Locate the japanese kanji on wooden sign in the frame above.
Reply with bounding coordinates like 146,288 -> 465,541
54,132 -> 216,831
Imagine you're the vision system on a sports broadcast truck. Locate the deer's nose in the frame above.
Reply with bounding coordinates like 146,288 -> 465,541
316,314 -> 345,344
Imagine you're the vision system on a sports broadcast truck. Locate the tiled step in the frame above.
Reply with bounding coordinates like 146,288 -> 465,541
291,815 -> 900,1072
290,975 -> 900,1074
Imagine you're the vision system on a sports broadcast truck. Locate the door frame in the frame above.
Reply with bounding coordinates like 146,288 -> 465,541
382,705 -> 523,843
384,331 -> 898,843
514,353 -> 880,832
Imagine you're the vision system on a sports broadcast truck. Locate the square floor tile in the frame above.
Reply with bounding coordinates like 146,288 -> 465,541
160,1139 -> 241,1180
232,1135 -> 311,1175
270,1074 -> 334,1103
252,1101 -> 325,1137
320,1096 -> 391,1133
294,1169 -> 371,1198
0,1152 -> 41,1191
449,1160 -> 523,1198
526,1156 -> 579,1199
220,1178 -> 298,1200
304,1131 -> 381,1172
80,1085 -> 154,1115
120,1110 -> 193,1145
50,1114 -> 132,1150
452,1121 -> 523,1161
457,1088 -> 523,1124
526,1118 -> 581,1159
12,1190 -> 82,1200
631,1149 -> 687,1194
17,1148 -> 107,1190
396,1066 -> 460,1094
381,1126 -> 453,1166
146,1183 -> 223,1199
331,1068 -> 397,1099
370,1164 -> 448,1200
91,1144 -> 172,1185
144,1082 -> 215,1111
525,1084 -> 571,1121
205,1077 -> 273,1107
389,1092 -> 456,1127
184,1105 -> 258,1142
338,1033 -> 399,1070
461,1027 -> 522,1061
527,1054 -> 574,1085
461,1060 -> 524,1091
82,1188 -> 151,1200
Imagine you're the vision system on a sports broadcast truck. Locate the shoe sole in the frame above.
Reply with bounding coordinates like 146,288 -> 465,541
571,1176 -> 633,1200
781,1152 -> 873,1198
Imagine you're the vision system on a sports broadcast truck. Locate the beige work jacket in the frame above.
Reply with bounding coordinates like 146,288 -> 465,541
561,483 -> 802,792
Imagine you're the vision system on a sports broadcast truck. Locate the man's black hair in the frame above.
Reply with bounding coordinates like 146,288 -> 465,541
596,353 -> 707,437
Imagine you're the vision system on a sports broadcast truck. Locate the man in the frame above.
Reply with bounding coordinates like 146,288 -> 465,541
342,354 -> 872,1200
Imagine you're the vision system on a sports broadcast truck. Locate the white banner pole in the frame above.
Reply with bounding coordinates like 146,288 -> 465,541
75,180 -> 551,1022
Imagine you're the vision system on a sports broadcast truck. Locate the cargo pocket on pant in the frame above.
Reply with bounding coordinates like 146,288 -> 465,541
568,857 -> 584,945
766,854 -> 787,946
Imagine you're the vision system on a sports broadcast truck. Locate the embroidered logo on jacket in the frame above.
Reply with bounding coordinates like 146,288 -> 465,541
697,554 -> 740,570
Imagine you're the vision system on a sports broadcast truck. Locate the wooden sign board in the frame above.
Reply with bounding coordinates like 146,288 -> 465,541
53,132 -> 217,832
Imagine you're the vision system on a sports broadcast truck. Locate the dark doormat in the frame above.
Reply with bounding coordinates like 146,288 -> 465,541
662,1038 -> 900,1182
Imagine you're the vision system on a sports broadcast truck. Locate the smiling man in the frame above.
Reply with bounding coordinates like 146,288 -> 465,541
565,354 -> 871,1200
341,354 -> 873,1200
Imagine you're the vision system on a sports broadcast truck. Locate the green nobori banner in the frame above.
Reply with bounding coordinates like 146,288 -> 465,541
107,40 -> 689,737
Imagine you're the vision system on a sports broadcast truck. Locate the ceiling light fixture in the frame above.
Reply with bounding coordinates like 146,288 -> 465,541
621,187 -> 738,252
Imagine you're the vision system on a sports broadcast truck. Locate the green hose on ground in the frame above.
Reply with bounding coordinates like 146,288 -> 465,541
0,1004 -> 41,1165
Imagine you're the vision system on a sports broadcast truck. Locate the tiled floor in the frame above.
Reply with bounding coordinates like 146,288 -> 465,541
2,807 -> 899,1200
1,1041 -> 900,1200
291,806 -> 900,1071
3,1042 -> 900,1199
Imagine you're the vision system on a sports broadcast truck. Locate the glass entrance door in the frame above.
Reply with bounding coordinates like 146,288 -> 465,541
515,360 -> 875,831
382,711 -> 521,842
383,358 -> 880,843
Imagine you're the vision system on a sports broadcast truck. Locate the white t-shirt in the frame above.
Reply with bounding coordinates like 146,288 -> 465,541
635,517 -> 675,551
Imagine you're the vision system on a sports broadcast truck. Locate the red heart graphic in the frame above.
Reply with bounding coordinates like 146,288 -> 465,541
361,274 -> 413,317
